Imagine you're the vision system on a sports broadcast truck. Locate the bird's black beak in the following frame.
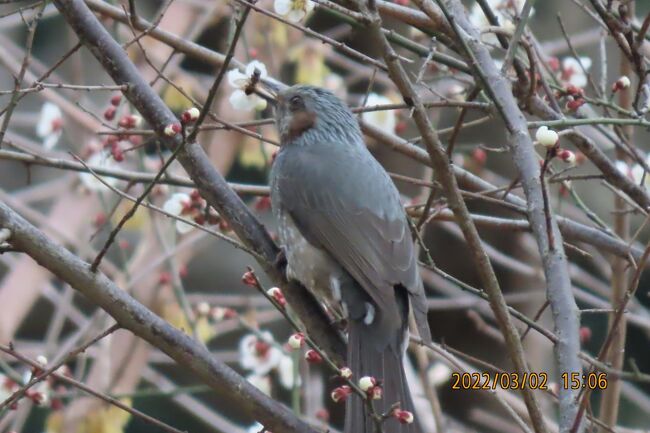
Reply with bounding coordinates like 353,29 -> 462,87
258,79 -> 286,106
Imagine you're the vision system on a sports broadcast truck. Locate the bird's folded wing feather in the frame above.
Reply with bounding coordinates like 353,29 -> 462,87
274,145 -> 421,319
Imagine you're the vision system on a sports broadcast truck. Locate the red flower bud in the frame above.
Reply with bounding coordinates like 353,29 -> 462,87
566,98 -> 586,112
254,340 -> 271,358
393,409 -> 414,424
305,349 -> 323,363
266,287 -> 286,307
190,189 -> 202,202
110,94 -> 122,106
181,107 -> 200,124
315,408 -> 329,422
612,76 -> 631,93
158,271 -> 172,285
128,134 -> 143,146
565,85 -> 583,97
254,196 -> 272,212
288,332 -> 305,350
472,148 -> 487,165
331,385 -> 352,403
111,146 -> 124,162
368,385 -> 383,400
93,212 -> 107,227
104,106 -> 116,121
242,270 -> 257,287
395,120 -> 408,134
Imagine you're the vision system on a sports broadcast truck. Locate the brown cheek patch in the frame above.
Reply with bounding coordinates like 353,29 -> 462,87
287,111 -> 317,140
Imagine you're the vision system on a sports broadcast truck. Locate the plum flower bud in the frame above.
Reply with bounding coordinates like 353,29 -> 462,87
393,409 -> 414,424
579,326 -> 592,343
164,123 -> 182,136
331,385 -> 352,403
211,306 -> 237,321
339,367 -> 352,379
36,355 -> 48,368
131,115 -> 143,128
358,376 -> 377,392
241,270 -> 257,287
159,271 -> 172,285
315,408 -> 329,422
288,332 -> 305,350
558,149 -> 576,165
266,287 -> 286,307
118,115 -> 142,129
196,302 -> 210,317
110,94 -> 122,106
566,98 -> 586,112
369,385 -> 383,400
304,349 -> 322,363
564,85 -> 583,97
535,126 -> 559,148
613,75 -> 631,92
472,148 -> 487,165
181,107 -> 200,124
56,365 -> 71,377
30,391 -> 48,406
104,106 -> 116,121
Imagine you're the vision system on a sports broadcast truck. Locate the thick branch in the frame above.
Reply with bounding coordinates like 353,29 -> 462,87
0,201 -> 316,433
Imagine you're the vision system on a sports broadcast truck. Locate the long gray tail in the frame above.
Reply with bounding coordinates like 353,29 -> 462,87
344,320 -> 422,433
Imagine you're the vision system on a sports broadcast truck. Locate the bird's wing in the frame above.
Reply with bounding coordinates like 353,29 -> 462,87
273,144 -> 428,336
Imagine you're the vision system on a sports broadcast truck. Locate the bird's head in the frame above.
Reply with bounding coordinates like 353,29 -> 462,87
269,85 -> 361,145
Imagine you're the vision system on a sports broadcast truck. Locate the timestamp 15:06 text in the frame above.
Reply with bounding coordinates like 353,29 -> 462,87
451,372 -> 608,390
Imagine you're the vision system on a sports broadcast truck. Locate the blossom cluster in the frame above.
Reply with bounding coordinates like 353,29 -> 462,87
162,189 -> 226,234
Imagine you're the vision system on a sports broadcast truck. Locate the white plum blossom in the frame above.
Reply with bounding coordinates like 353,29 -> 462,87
227,61 -> 268,111
79,151 -> 119,192
239,331 -> 283,376
274,0 -> 314,22
0,374 -> 14,402
162,192 -> 194,234
247,422 -> 272,433
36,355 -> 48,367
561,57 -> 592,88
630,154 -> 650,187
358,376 -> 376,392
631,164 -> 645,185
535,126 -> 559,148
361,93 -> 396,134
36,102 -> 63,150
616,156 -> 650,188
239,331 -> 296,390
427,362 -> 452,387
323,73 -> 346,99
277,352 -> 299,389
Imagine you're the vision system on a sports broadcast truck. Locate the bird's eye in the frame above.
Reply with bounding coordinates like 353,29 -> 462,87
289,95 -> 303,112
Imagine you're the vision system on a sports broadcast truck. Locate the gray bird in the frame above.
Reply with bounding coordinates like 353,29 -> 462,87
269,85 -> 432,433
